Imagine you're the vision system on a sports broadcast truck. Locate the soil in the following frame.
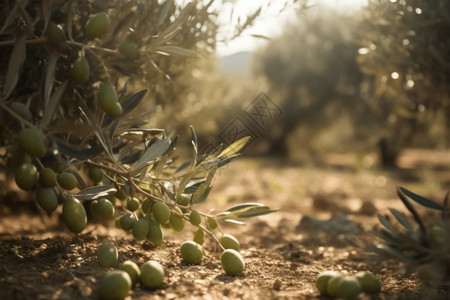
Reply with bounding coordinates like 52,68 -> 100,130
1,148 -> 450,300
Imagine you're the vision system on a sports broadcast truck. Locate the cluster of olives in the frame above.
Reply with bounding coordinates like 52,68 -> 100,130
46,11 -> 135,119
316,270 -> 381,299
97,242 -> 165,300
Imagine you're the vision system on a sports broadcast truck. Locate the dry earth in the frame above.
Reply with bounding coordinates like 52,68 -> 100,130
0,149 -> 449,299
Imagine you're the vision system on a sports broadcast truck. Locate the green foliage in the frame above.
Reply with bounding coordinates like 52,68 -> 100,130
0,2 -> 276,294
370,187 -> 450,286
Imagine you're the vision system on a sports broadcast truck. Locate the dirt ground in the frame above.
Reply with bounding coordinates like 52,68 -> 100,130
0,149 -> 449,300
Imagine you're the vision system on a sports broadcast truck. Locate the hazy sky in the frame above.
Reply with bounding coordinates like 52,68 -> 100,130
214,0 -> 368,56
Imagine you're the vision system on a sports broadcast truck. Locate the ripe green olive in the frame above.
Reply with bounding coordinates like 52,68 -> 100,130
120,260 -> 140,286
98,82 -> 123,118
98,242 -> 118,267
18,128 -> 47,157
127,197 -> 140,212
88,167 -> 103,183
189,210 -> 201,226
39,167 -> 57,187
180,241 -> 203,265
115,189 -> 128,201
141,198 -> 152,214
96,198 -> 115,219
62,197 -> 87,233
193,228 -> 205,245
354,271 -> 381,294
132,219 -> 150,240
57,172 -> 78,190
119,213 -> 136,231
219,234 -> 240,251
152,202 -> 171,225
140,260 -> 165,290
335,276 -> 362,300
15,162 -> 38,191
316,270 -> 342,296
206,216 -> 218,230
85,12 -> 110,40
221,249 -> 245,276
71,57 -> 90,84
36,187 -> 58,213
146,219 -> 163,245
327,275 -> 344,298
119,39 -> 139,59
176,194 -> 190,213
9,102 -> 33,122
169,206 -> 185,232
46,23 -> 66,50
98,270 -> 131,300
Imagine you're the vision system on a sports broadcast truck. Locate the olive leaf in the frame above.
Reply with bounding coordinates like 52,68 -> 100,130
75,185 -> 117,200
42,80 -> 68,127
217,136 -> 250,159
155,0 -> 174,30
3,35 -> 26,99
133,138 -> 171,171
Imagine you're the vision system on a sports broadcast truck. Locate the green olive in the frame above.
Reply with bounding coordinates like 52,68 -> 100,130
140,260 -> 164,290
119,39 -> 139,59
141,198 -> 152,214
15,162 -> 38,191
98,82 -> 122,118
46,23 -> 66,50
206,216 -> 218,230
327,275 -> 344,298
39,167 -> 57,187
219,234 -> 240,251
98,242 -> 118,267
176,194 -> 190,213
9,102 -> 33,122
18,128 -> 46,157
90,199 -> 100,217
127,197 -> 140,212
119,213 -> 136,231
354,271 -> 381,294
57,172 -> 78,190
180,241 -> 203,265
152,202 -> 171,225
146,219 -> 163,245
62,197 -> 87,233
316,270 -> 342,296
85,12 -> 110,40
221,249 -> 245,276
189,210 -> 201,226
429,225 -> 445,245
335,276 -> 362,300
88,167 -> 103,183
71,57 -> 90,84
193,228 -> 205,245
169,206 -> 185,232
132,219 -> 150,240
36,187 -> 58,213
96,198 -> 115,219
115,189 -> 128,201
98,270 -> 131,300
120,260 -> 140,286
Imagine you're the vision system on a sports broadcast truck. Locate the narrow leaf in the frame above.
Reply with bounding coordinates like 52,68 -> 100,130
377,213 -> 397,234
155,0 -> 174,30
175,161 -> 191,173
184,180 -> 205,194
42,80 -> 68,127
121,89 -> 147,115
74,185 -> 117,200
134,138 -> 171,170
43,52 -> 59,108
399,186 -> 443,210
217,136 -> 251,159
396,187 -> 427,234
194,185 -> 211,204
389,208 -> 413,232
190,125 -> 197,148
4,35 -> 26,99
224,219 -> 246,225
155,45 -> 199,58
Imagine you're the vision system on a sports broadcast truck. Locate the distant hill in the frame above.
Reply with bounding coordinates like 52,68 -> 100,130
218,51 -> 252,77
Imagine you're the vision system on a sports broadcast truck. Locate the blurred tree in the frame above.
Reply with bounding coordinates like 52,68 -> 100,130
254,11 -> 364,159
357,0 -> 450,167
